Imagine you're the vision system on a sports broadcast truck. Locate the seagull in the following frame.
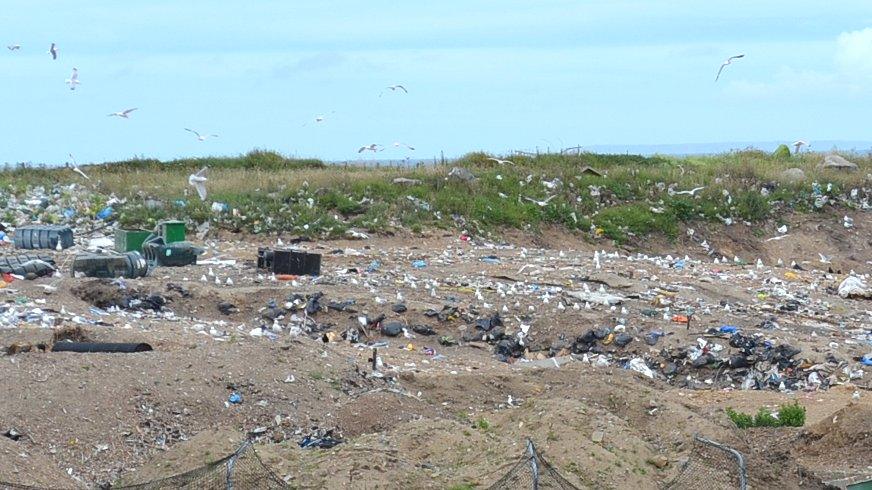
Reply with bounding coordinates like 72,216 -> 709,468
65,68 -> 80,90
818,253 -> 831,264
48,43 -> 58,60
188,167 -> 208,200
523,195 -> 557,207
715,54 -> 744,82
68,154 -> 89,180
302,111 -> 335,127
487,158 -> 515,165
792,140 -> 808,154
358,144 -> 383,153
184,128 -> 218,141
393,142 -> 415,151
108,108 -> 138,119
669,186 -> 705,196
7,44 -> 20,51
385,84 -> 407,93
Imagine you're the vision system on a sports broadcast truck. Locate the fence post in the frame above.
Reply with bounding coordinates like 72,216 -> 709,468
226,439 -> 252,489
526,439 -> 539,490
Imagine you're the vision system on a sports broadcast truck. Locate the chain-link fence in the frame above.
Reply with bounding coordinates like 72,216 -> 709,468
664,435 -> 747,490
487,439 -> 579,489
0,439 -> 288,490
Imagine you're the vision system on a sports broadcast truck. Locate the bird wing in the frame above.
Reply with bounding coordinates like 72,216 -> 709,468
122,108 -> 137,115
193,182 -> 207,200
715,63 -> 727,81
406,145 -> 415,150
396,85 -> 407,93
487,158 -> 499,163
184,128 -> 201,138
195,166 -> 208,177
73,167 -> 90,180
729,54 -> 745,61
358,146 -> 366,153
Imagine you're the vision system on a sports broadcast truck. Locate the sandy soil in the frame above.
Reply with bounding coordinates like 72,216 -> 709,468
0,212 -> 870,489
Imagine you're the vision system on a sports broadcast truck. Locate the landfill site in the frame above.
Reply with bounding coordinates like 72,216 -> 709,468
0,165 -> 870,490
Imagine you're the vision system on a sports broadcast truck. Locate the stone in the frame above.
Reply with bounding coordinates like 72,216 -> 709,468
447,167 -> 476,183
780,168 -> 805,183
392,177 -> 422,186
646,455 -> 669,469
591,430 -> 604,443
818,154 -> 858,172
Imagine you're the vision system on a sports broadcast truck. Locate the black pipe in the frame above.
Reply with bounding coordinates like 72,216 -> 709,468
52,342 -> 153,353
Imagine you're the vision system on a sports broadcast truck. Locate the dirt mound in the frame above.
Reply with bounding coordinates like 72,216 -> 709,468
0,436 -> 79,488
796,404 -> 872,472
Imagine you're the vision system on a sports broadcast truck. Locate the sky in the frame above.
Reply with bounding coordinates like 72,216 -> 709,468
1,1 -> 872,165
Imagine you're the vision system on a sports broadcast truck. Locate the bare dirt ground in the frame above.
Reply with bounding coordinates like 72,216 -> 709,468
0,211 -> 870,489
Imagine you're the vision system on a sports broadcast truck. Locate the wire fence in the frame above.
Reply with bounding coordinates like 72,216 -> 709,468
486,439 -> 579,490
664,434 -> 747,490
0,440 -> 288,490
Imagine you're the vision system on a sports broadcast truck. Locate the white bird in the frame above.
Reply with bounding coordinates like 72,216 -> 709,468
108,108 -> 138,119
393,142 -> 415,151
68,154 -> 90,180
487,158 -> 515,165
385,84 -> 407,93
715,54 -> 744,81
777,225 -> 788,234
302,111 -> 334,127
358,143 -> 383,153
65,68 -> 80,90
818,253 -> 831,264
7,44 -> 20,51
792,140 -> 808,154
188,167 -> 208,200
48,43 -> 58,60
669,186 -> 705,196
184,128 -> 219,141
523,195 -> 557,207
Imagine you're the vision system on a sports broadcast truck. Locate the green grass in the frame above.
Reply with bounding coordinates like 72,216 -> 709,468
1,148 -> 868,245
727,402 -> 806,429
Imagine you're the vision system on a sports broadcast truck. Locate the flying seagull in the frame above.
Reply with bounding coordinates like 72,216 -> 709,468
65,68 -> 80,90
7,44 -> 20,51
523,195 -> 557,207
487,158 -> 515,165
302,111 -> 335,127
188,167 -> 208,200
68,154 -> 89,180
358,144 -> 383,153
715,54 -> 744,81
184,128 -> 218,141
386,84 -> 407,93
393,142 -> 415,151
48,43 -> 58,60
792,140 -> 808,154
108,108 -> 138,119
669,186 -> 705,196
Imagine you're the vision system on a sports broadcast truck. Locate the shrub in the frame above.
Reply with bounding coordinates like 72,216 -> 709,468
726,407 -> 754,429
778,402 -> 806,427
753,408 -> 781,427
773,144 -> 791,159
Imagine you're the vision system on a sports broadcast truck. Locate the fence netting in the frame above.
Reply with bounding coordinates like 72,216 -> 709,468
487,439 -> 579,489
664,435 -> 747,490
0,439 -> 288,490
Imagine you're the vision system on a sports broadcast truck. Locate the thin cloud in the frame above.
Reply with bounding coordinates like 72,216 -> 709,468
835,27 -> 872,77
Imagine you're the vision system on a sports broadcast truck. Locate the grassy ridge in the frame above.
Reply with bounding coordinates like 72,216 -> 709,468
0,149 -> 868,243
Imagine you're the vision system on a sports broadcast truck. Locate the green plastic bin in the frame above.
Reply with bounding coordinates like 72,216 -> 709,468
158,220 -> 186,243
115,229 -> 151,252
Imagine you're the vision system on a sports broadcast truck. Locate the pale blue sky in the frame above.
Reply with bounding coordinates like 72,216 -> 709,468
2,1 -> 872,165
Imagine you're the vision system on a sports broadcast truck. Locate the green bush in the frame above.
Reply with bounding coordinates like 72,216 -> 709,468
773,144 -> 791,159
726,403 -> 806,429
753,408 -> 781,427
778,402 -> 806,427
726,407 -> 754,429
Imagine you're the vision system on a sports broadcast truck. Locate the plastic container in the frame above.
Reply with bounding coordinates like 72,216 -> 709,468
115,229 -> 151,252
0,253 -> 56,277
70,251 -> 149,278
13,225 -> 74,250
157,220 -> 186,243
142,236 -> 203,266
257,248 -> 321,276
